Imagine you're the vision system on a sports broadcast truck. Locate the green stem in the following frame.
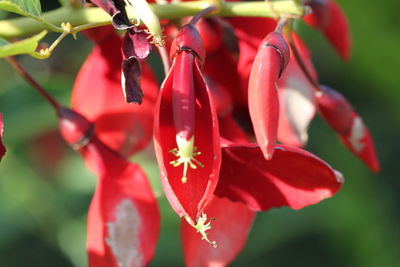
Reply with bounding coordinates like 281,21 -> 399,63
0,1 -> 303,39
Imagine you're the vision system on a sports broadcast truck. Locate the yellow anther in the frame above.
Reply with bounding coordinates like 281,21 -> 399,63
185,213 -> 217,248
169,135 -> 204,184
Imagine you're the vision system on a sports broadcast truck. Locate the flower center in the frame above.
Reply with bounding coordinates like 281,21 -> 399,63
169,135 -> 203,183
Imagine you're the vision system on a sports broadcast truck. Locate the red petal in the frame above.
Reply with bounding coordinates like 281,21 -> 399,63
339,112 -> 380,172
229,17 -> 277,104
219,115 -> 250,144
203,45 -> 244,106
0,113 -> 6,161
215,144 -> 343,211
196,18 -> 224,54
248,32 -> 289,159
181,196 -> 255,267
304,0 -> 352,60
153,59 -> 221,221
82,138 -> 160,267
71,33 -> 158,157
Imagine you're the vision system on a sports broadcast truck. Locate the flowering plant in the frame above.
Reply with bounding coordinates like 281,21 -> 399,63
0,0 -> 380,266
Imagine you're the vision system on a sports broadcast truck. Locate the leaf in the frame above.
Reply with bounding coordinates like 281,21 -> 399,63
0,30 -> 47,58
0,0 -> 42,18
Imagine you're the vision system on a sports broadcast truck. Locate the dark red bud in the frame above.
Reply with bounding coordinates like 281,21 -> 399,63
171,24 -> 206,66
57,107 -> 94,149
316,85 -> 353,134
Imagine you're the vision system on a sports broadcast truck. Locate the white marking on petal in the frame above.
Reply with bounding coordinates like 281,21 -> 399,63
106,199 -> 142,267
121,72 -> 127,100
283,76 -> 315,144
334,170 -> 345,184
348,117 -> 365,153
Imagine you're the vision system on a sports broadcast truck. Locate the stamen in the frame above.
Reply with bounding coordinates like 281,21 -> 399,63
185,213 -> 217,248
169,135 -> 204,183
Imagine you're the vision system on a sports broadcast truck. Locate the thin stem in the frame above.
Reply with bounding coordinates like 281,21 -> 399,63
285,26 -> 321,92
157,46 -> 171,76
5,57 -> 61,109
0,1 -> 304,39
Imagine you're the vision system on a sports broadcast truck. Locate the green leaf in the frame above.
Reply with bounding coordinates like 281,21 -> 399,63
0,0 -> 42,18
0,30 -> 47,58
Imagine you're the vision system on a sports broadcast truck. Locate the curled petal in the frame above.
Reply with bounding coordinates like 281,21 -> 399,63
215,143 -> 343,211
0,113 -> 5,161
82,138 -> 160,267
72,32 -> 158,157
248,32 -> 289,160
181,196 -> 255,267
89,0 -> 131,30
304,0 -> 352,60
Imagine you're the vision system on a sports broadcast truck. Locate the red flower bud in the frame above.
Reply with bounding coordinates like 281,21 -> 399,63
316,86 -> 380,172
215,143 -> 343,211
248,31 -> 290,159
58,107 -> 94,150
304,0 -> 352,60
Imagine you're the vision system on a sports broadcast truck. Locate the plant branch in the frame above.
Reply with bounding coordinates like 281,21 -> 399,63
0,1 -> 304,39
5,57 -> 61,109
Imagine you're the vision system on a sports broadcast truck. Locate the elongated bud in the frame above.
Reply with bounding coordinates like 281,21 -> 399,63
248,31 -> 290,160
304,0 -> 351,60
316,85 -> 353,134
316,86 -> 379,172
57,107 -> 94,150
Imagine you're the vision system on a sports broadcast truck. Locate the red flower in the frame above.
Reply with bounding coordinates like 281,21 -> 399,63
153,22 -> 221,244
304,0 -> 352,60
248,31 -> 290,159
72,29 -> 158,157
0,113 -> 5,161
316,86 -> 380,172
58,108 -> 160,266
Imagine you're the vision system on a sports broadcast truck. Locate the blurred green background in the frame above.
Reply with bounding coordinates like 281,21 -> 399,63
0,0 -> 400,266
